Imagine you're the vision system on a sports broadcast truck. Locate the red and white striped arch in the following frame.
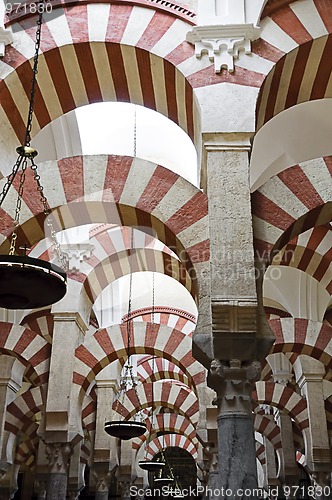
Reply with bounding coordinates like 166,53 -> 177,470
254,381 -> 309,430
14,434 -> 38,468
31,224 -> 178,281
0,7 -> 199,152
82,393 -> 96,436
124,306 -> 196,334
269,318 -> 332,369
133,413 -> 197,457
255,0 -> 332,129
81,392 -> 96,465
74,322 -> 205,395
144,433 -> 198,460
137,356 -> 192,389
114,381 -> 199,424
0,0 -> 283,161
21,309 -> 54,343
5,386 -> 44,438
0,323 -> 50,385
252,157 -> 332,256
270,225 -> 332,295
254,413 -> 282,450
255,442 -> 266,466
81,248 -> 196,305
0,156 -> 209,270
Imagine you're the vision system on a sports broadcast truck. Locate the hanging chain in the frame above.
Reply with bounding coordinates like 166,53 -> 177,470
126,227 -> 143,417
150,272 -> 155,427
0,0 -> 43,210
0,156 -> 24,209
8,158 -> 28,255
143,272 -> 156,457
112,228 -> 142,422
0,2 -> 68,267
24,1 -> 43,148
30,157 -> 68,270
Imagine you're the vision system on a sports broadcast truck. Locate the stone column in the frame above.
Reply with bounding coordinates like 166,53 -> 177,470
267,354 -> 300,494
0,464 -> 19,500
45,309 -> 86,444
206,451 -> 219,497
45,442 -> 72,500
92,467 -> 113,500
262,435 -> 279,490
67,443 -> 85,500
208,358 -> 261,499
293,356 -> 331,476
0,356 -> 25,474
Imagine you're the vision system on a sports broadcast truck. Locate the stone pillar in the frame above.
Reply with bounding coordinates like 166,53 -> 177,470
45,442 -> 72,500
67,442 -> 85,500
90,366 -> 120,498
0,356 -> 25,474
94,366 -> 120,469
45,309 -> 86,444
206,451 -> 218,497
92,467 -> 113,500
262,436 -> 279,489
293,356 -> 331,476
267,354 -> 300,493
208,358 -> 261,499
0,464 -> 19,500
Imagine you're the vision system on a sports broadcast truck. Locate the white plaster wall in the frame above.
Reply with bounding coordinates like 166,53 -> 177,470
263,266 -> 332,322
250,99 -> 332,191
94,272 -> 198,328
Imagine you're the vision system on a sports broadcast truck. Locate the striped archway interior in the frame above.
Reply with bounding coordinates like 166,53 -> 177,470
256,0 -> 332,130
0,2 -> 201,174
0,156 -> 210,276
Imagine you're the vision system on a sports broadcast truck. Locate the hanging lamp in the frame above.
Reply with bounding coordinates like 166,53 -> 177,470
105,227 -> 147,440
154,409 -> 175,485
0,1 -> 67,310
139,275 -> 165,472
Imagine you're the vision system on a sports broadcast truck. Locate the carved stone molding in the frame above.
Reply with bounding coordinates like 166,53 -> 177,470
211,298 -> 257,333
60,243 -> 94,272
92,469 -> 112,493
186,24 -> 260,73
208,358 -> 261,415
45,443 -> 72,474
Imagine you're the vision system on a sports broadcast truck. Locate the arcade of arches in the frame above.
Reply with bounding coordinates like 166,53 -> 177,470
0,0 -> 331,498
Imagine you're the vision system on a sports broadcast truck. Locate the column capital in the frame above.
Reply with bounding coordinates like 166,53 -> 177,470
208,358 -> 261,416
45,442 -> 72,474
92,469 -> 113,492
